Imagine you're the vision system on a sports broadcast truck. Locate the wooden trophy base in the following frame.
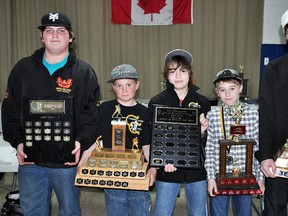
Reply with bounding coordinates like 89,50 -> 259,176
275,149 -> 288,178
75,148 -> 149,191
92,148 -> 143,161
216,173 -> 261,195
75,175 -> 150,191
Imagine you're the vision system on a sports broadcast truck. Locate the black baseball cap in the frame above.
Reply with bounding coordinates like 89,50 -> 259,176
213,69 -> 242,85
37,12 -> 72,30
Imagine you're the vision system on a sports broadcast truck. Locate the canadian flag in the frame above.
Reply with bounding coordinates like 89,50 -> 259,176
111,0 -> 193,25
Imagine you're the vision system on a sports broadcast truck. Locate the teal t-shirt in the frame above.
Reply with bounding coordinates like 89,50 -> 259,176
43,53 -> 70,75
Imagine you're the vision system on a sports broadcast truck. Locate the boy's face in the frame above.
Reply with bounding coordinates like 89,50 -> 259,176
216,81 -> 243,106
112,79 -> 139,105
167,63 -> 190,91
41,26 -> 72,55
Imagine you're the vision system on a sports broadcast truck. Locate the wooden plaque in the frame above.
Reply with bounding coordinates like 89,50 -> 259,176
111,120 -> 126,151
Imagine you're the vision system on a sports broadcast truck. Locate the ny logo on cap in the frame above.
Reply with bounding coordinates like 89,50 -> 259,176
49,13 -> 59,22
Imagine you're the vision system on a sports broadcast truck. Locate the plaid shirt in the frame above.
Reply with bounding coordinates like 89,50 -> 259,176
205,102 -> 264,181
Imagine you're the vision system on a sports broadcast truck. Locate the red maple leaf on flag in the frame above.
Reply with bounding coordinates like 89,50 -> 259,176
137,0 -> 167,22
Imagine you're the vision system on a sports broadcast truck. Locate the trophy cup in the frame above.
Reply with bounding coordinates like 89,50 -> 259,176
229,101 -> 246,142
275,139 -> 288,178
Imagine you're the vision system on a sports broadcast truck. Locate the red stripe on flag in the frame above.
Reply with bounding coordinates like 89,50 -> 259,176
111,0 -> 132,24
173,0 -> 192,24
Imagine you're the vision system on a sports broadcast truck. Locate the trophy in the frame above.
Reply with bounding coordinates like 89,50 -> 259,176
228,101 -> 245,142
215,101 -> 261,195
75,104 -> 150,190
239,65 -> 250,100
275,139 -> 288,178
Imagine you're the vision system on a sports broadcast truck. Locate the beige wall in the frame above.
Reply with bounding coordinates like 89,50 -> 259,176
0,0 -> 264,101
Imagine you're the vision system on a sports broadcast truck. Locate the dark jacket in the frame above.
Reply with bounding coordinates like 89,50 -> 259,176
96,99 -> 150,149
148,82 -> 211,183
256,52 -> 288,162
1,47 -> 100,166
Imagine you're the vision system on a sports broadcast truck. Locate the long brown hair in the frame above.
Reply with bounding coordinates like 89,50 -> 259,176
163,56 -> 193,83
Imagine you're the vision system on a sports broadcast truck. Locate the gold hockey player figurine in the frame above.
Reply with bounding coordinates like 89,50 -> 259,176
95,135 -> 103,151
112,104 -> 123,119
131,137 -> 139,153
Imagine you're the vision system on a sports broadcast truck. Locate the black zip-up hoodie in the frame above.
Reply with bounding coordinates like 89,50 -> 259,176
148,82 -> 211,183
255,52 -> 288,162
1,47 -> 100,167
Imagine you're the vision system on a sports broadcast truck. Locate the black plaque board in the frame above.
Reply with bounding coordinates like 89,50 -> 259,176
150,106 -> 201,169
22,96 -> 75,163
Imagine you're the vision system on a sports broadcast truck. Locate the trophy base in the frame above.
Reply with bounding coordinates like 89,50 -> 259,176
92,148 -> 143,160
216,173 -> 261,195
275,167 -> 288,178
75,148 -> 149,190
216,185 -> 261,195
75,175 -> 150,191
217,173 -> 256,185
275,149 -> 288,178
79,161 -> 148,180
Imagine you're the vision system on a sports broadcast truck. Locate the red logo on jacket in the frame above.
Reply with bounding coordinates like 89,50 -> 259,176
56,77 -> 72,88
56,77 -> 72,93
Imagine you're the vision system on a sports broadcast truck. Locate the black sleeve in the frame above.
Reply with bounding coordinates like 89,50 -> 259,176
2,66 -> 24,148
75,68 -> 101,151
256,62 -> 275,162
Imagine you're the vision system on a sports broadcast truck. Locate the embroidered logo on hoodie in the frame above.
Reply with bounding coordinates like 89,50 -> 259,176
56,77 -> 72,93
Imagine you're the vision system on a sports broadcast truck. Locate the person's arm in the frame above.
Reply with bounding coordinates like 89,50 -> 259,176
204,112 -> 217,180
77,142 -> 96,169
261,159 -> 277,178
1,65 -> 24,149
142,145 -> 150,162
258,64 -> 275,161
65,141 -> 81,166
74,68 -> 100,152
207,179 -> 218,197
199,97 -> 211,156
257,64 -> 278,177
200,113 -> 208,136
142,144 -> 156,186
16,143 -> 34,165
251,109 -> 266,195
